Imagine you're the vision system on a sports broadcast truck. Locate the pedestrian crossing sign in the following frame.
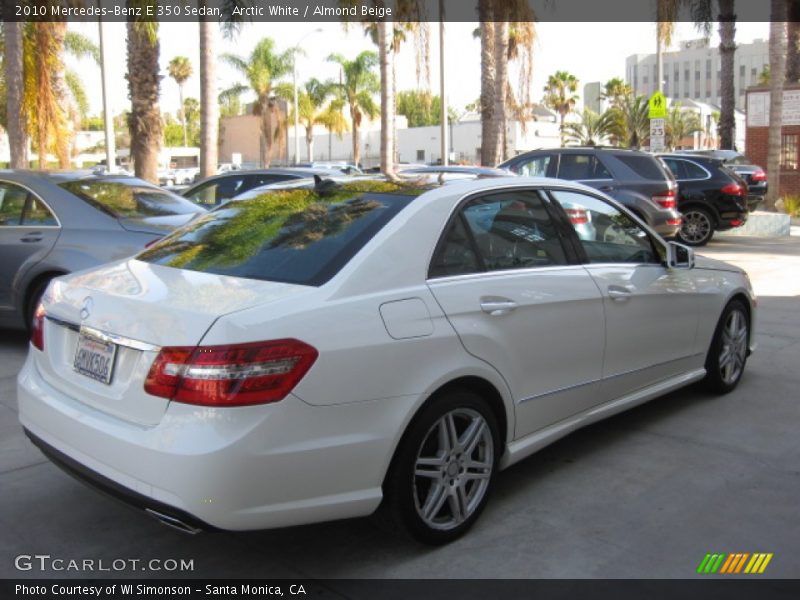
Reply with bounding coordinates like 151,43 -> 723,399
648,91 -> 667,119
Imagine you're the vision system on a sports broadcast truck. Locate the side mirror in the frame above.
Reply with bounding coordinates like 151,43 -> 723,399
666,241 -> 695,269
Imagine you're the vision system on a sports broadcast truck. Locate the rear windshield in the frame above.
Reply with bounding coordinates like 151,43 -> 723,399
615,154 -> 667,181
137,181 -> 421,286
60,178 -> 203,218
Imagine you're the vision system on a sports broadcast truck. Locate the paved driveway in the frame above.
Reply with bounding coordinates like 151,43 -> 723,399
1,234 -> 798,579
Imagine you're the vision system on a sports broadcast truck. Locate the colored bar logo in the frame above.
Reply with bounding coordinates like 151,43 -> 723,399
697,553 -> 773,574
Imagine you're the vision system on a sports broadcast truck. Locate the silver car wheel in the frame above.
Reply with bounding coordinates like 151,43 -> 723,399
680,210 -> 713,245
719,308 -> 748,385
413,408 -> 494,531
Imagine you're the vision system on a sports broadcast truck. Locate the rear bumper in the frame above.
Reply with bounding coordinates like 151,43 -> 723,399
18,353 -> 415,531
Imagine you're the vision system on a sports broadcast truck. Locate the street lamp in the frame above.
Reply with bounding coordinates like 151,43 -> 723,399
293,28 -> 323,165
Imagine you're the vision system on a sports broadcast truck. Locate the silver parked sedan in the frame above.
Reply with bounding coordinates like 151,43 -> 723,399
0,171 -> 205,330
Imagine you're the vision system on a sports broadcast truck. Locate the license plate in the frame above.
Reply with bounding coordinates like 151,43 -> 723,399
73,330 -> 117,385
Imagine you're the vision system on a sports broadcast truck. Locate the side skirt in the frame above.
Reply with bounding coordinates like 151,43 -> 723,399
499,368 -> 706,470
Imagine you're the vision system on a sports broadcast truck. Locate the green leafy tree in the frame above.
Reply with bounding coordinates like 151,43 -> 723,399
608,94 -> 650,149
327,51 -> 379,166
564,109 -> 617,146
665,103 -> 703,149
222,38 -> 294,167
167,56 -> 193,147
396,90 -> 445,128
543,71 -> 580,146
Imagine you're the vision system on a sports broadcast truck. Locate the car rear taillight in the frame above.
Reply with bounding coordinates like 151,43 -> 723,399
721,183 -> 745,196
564,207 -> 589,225
751,170 -> 767,182
652,190 -> 677,209
730,219 -> 744,227
31,304 -> 45,351
144,339 -> 318,407
666,218 -> 682,226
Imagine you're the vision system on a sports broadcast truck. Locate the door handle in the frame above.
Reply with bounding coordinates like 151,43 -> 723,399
599,185 -> 615,193
20,232 -> 43,243
480,297 -> 519,316
607,285 -> 634,301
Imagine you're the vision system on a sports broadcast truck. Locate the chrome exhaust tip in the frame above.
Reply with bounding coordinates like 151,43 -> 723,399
145,508 -> 202,535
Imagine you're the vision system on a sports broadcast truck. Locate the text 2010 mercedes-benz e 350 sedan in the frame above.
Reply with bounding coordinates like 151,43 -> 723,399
18,176 -> 755,544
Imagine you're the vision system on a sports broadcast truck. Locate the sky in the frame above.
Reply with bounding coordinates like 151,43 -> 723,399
67,20 -> 770,121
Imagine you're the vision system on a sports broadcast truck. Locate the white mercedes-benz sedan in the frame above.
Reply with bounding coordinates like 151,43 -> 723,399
18,176 -> 756,544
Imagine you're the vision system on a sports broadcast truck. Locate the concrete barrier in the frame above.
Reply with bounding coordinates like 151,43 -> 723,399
716,211 -> 791,238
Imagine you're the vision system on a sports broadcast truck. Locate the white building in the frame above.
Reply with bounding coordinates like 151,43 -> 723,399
626,38 -> 768,111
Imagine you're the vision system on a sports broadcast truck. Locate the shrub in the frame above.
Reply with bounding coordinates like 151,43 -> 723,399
783,195 -> 800,218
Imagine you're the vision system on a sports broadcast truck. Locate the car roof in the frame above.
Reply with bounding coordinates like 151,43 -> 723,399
658,153 -> 725,166
0,169 -> 143,184
399,165 -> 514,177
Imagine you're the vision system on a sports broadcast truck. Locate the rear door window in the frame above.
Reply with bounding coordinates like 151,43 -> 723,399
556,154 -> 612,180
615,154 -> 667,180
23,197 -> 58,226
515,154 -> 553,177
139,182 -> 419,286
0,183 -> 29,226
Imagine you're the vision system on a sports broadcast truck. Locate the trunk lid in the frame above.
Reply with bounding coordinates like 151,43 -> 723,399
37,259 -> 312,426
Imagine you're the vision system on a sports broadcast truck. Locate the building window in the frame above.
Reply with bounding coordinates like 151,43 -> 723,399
684,62 -> 690,81
739,64 -> 746,79
781,135 -> 799,170
751,67 -> 758,83
706,59 -> 712,78
417,149 -> 425,162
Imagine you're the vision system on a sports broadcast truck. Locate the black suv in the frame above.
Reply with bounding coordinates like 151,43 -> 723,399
659,154 -> 748,246
498,147 -> 681,238
680,149 -> 766,211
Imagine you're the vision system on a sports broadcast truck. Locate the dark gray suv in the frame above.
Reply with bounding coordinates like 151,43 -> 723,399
498,148 -> 682,238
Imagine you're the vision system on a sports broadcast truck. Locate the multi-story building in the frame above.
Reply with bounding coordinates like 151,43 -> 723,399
625,38 -> 768,111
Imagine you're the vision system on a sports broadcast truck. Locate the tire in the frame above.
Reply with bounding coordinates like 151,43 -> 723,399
678,207 -> 714,246
379,389 -> 500,545
703,299 -> 750,394
25,277 -> 52,333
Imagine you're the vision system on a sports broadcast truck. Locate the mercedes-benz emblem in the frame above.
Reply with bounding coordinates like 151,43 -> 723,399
80,297 -> 93,321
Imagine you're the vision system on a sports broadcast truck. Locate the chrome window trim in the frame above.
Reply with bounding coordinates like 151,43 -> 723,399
667,158 -> 712,182
427,264 -> 589,284
0,178 -> 62,229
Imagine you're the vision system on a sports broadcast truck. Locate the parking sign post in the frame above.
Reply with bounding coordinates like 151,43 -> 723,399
648,91 -> 667,152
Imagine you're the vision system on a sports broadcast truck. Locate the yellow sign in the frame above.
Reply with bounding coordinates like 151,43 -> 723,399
648,91 -> 667,118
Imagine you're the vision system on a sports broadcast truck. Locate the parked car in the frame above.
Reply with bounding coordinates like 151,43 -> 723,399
294,161 -> 364,175
0,171 -> 205,330
19,176 -> 755,544
181,167 -> 344,208
498,147 -> 682,238
172,167 -> 200,185
659,154 -> 749,246
679,150 -> 767,211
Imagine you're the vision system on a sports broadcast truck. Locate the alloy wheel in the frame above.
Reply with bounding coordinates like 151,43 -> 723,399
412,408 -> 494,531
719,308 -> 748,385
680,210 -> 713,245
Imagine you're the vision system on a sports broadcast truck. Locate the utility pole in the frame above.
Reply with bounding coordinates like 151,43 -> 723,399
439,0 -> 448,165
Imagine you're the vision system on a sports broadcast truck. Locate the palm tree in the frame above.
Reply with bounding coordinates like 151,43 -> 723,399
327,51 -> 379,167
543,71 -> 580,146
377,21 -> 395,174
478,13 -> 496,166
291,78 -> 333,161
664,103 -> 703,149
199,18 -> 218,178
563,109 -> 617,146
600,77 -> 632,109
716,0 -> 738,150
22,23 -> 70,168
766,1 -> 788,211
317,97 -> 349,161
788,1 -> 800,83
126,17 -> 162,183
168,56 -> 193,147
3,21 -> 28,167
609,94 -> 650,149
222,38 -> 293,167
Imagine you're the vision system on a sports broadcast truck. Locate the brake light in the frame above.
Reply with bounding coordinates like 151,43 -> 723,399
652,190 -> 676,209
730,219 -> 744,227
564,207 -> 589,225
721,183 -> 745,196
751,170 -> 767,182
31,304 -> 45,351
666,218 -> 682,226
144,339 -> 318,406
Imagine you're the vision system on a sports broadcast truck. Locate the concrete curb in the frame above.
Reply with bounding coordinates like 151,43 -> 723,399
716,211 -> 791,237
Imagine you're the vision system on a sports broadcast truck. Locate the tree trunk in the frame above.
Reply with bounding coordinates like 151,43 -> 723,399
787,1 -> 800,83
179,84 -> 187,147
306,127 -> 314,162
478,7 -> 496,166
199,18 -> 218,178
492,17 -> 508,164
260,98 -> 271,167
126,21 -> 162,183
352,109 -> 361,166
766,1 -> 787,211
717,0 -> 737,150
4,21 -> 28,168
378,20 -> 395,175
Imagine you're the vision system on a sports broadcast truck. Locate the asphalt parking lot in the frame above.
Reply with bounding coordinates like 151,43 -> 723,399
1,232 -> 799,580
